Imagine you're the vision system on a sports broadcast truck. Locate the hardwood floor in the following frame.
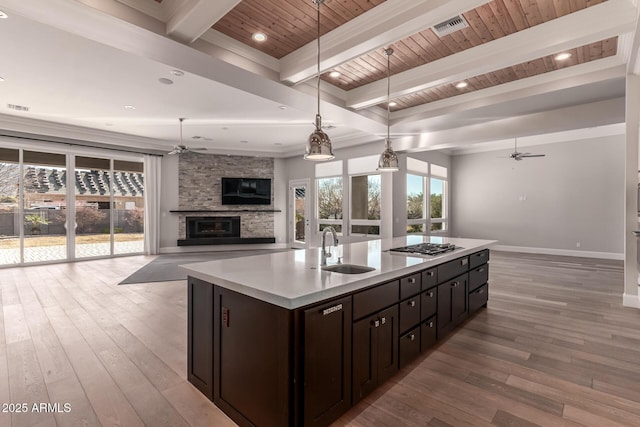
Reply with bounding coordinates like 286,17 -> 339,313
0,251 -> 637,426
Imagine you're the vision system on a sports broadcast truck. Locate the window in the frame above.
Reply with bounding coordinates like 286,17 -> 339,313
316,160 -> 344,233
406,158 -> 448,233
350,174 -> 381,235
317,177 -> 343,233
349,156 -> 380,236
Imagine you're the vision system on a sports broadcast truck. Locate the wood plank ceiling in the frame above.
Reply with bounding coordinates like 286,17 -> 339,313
213,0 -> 613,111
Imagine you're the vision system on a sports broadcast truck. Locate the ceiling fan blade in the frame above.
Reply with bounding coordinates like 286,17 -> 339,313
520,154 -> 546,158
191,148 -> 208,151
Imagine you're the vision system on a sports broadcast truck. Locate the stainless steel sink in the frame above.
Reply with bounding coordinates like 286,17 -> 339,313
322,264 -> 375,274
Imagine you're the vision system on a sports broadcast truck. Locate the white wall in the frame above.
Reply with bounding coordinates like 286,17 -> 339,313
451,134 -> 625,257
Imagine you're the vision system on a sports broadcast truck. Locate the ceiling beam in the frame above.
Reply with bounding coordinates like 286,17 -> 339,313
392,57 -> 626,127
279,0 -> 490,84
346,0 -> 637,110
166,0 -> 241,44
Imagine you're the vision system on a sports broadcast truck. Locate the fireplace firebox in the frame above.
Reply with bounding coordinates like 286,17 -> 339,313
187,216 -> 240,240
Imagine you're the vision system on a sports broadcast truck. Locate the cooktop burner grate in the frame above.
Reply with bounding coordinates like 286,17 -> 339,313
389,242 -> 462,256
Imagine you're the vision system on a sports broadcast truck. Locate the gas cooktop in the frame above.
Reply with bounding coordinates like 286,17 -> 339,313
389,242 -> 462,256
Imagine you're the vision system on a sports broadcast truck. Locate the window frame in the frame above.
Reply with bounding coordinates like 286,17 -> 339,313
406,161 -> 449,234
316,175 -> 344,235
349,172 -> 381,236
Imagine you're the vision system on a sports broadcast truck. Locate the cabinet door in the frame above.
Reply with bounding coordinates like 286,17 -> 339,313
303,296 -> 352,427
376,305 -> 399,385
188,277 -> 214,400
451,274 -> 468,328
353,312 -> 378,404
437,273 -> 468,337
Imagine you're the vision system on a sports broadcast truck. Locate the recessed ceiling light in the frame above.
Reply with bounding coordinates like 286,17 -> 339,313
240,140 -> 249,144
170,70 -> 184,76
388,101 -> 397,107
554,52 -> 572,61
455,81 -> 468,89
329,71 -> 341,78
0,11 -> 8,19
278,105 -> 287,110
124,105 -> 136,110
158,78 -> 173,85
252,32 -> 267,42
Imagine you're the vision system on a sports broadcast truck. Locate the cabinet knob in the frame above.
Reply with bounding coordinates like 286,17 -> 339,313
477,268 -> 485,273
452,281 -> 459,288
429,321 -> 434,328
373,320 -> 380,328
409,300 -> 416,307
408,277 -> 416,284
478,289 -> 484,294
410,334 -> 416,341
428,291 -> 434,298
426,271 -> 434,277
461,258 -> 468,266
381,317 -> 386,325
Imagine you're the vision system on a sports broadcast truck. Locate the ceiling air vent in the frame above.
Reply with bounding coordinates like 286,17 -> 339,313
433,15 -> 469,37
7,103 -> 30,112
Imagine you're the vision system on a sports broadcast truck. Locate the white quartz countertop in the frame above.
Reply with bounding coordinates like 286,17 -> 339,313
181,235 -> 497,310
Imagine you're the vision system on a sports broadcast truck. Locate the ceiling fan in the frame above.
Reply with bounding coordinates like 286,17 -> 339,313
508,138 -> 545,161
168,118 -> 208,155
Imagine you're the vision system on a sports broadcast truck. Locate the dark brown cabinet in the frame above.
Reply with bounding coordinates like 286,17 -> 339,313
187,277 -> 214,400
352,304 -> 399,404
303,296 -> 352,427
421,316 -> 437,352
437,273 -> 468,337
399,326 -> 420,368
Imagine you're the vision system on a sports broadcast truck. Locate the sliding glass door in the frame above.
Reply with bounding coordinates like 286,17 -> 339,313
23,150 -> 68,263
0,148 -> 20,266
0,143 -> 145,266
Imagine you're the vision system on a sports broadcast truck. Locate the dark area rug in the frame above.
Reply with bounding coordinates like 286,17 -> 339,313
119,249 -> 290,285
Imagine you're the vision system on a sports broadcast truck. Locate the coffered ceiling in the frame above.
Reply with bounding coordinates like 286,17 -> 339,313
0,0 -> 636,156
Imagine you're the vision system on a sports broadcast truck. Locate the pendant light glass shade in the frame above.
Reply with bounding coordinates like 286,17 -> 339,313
377,47 -> 399,172
304,0 -> 334,161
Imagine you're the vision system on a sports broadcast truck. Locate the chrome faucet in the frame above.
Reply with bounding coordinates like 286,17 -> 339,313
321,226 -> 339,266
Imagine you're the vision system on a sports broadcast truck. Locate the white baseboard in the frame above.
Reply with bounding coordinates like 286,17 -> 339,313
159,243 -> 290,254
623,293 -> 640,308
492,245 -> 623,260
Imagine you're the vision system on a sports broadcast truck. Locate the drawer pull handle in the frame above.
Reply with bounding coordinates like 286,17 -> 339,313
476,253 -> 485,257
461,258 -> 468,266
409,300 -> 416,307
408,277 -> 416,284
477,289 -> 484,294
452,281 -> 459,288
427,291 -> 434,298
373,320 -> 380,328
426,271 -> 434,277
428,321 -> 434,328
477,268 -> 485,273
410,334 -> 416,341
381,317 -> 386,325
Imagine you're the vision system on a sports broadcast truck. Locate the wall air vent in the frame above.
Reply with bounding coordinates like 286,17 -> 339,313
7,103 -> 29,112
433,15 -> 469,37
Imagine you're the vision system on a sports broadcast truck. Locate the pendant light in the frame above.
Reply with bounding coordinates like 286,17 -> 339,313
304,0 -> 334,161
377,47 -> 399,172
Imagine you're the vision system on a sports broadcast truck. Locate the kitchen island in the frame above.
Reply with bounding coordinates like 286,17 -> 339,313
182,235 -> 496,427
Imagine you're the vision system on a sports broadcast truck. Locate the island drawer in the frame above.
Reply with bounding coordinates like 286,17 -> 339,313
399,326 -> 420,369
438,256 -> 469,283
469,284 -> 488,314
400,273 -> 421,300
421,287 -> 437,320
353,280 -> 399,320
421,316 -> 437,352
421,268 -> 437,290
469,264 -> 488,292
469,249 -> 489,269
399,296 -> 420,334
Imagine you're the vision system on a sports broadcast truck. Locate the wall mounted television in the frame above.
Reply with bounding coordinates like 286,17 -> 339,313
221,177 -> 271,205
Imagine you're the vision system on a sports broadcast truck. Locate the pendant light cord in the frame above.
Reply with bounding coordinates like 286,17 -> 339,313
386,50 -> 391,147
316,0 -> 321,121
